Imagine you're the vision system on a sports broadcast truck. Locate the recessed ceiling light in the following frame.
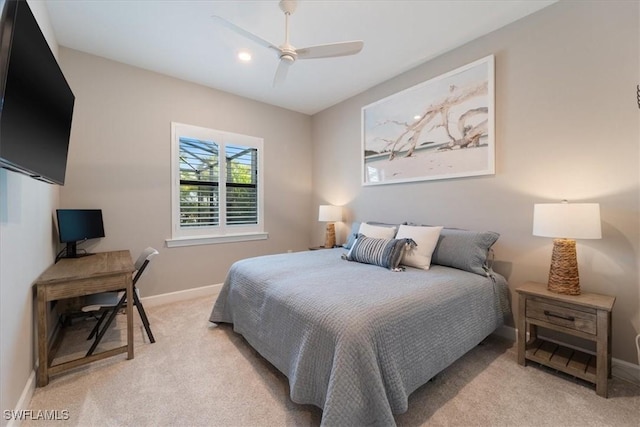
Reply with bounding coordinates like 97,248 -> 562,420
238,51 -> 252,62
413,115 -> 421,120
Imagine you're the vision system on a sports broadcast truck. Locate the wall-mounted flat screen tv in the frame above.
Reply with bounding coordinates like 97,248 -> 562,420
0,0 -> 75,185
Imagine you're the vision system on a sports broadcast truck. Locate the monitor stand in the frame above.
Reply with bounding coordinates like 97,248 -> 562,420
61,242 -> 94,259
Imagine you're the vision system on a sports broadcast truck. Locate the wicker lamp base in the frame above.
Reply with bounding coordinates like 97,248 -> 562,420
547,238 -> 580,295
324,223 -> 336,249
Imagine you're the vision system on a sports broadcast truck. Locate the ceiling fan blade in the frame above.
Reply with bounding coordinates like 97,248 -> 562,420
273,59 -> 292,87
212,15 -> 280,52
296,41 -> 364,59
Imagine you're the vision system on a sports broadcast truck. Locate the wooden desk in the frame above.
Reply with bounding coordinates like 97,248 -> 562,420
35,250 -> 135,387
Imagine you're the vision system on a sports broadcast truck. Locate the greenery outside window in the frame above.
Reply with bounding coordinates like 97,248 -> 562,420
168,123 -> 266,247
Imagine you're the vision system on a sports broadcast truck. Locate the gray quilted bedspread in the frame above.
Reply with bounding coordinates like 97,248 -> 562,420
209,248 -> 509,426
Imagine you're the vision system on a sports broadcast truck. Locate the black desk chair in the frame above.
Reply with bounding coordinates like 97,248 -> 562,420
82,247 -> 159,356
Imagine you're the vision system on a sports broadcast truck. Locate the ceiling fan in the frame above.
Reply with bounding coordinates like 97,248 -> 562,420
213,0 -> 364,87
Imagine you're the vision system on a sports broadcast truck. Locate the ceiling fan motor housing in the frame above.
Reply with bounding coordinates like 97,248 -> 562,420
279,0 -> 298,15
280,54 -> 296,64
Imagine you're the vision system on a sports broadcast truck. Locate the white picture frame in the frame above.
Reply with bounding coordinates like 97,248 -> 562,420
362,55 -> 495,186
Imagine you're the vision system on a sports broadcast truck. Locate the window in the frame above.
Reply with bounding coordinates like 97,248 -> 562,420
167,123 -> 266,247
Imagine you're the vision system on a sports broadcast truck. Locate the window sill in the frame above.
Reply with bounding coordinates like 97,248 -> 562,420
165,232 -> 269,248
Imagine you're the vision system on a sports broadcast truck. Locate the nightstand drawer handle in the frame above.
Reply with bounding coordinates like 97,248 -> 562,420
544,310 -> 575,322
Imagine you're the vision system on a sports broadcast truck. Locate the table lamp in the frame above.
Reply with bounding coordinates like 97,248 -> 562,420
532,201 -> 601,295
318,205 -> 342,248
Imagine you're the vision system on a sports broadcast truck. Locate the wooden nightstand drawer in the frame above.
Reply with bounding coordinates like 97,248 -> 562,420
527,297 -> 596,335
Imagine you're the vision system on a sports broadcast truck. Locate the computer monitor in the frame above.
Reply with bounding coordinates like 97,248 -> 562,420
56,209 -> 105,258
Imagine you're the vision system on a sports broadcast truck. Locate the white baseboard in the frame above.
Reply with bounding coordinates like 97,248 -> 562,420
493,325 -> 640,386
140,283 -> 222,308
611,357 -> 640,386
6,369 -> 37,427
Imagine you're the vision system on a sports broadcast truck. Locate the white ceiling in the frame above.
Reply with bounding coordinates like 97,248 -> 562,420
45,0 -> 555,115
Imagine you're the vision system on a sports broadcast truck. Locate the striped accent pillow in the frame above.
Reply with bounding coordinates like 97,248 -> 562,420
345,234 -> 409,270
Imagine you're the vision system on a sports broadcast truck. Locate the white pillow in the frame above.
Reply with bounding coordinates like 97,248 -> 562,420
396,225 -> 443,270
357,223 -> 397,240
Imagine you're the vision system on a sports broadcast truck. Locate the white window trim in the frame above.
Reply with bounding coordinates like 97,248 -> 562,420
165,232 -> 269,248
167,122 -> 267,247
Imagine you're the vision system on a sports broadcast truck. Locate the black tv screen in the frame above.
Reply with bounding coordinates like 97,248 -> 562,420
0,0 -> 75,185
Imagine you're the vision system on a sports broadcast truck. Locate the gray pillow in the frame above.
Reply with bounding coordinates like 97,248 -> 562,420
431,228 -> 499,276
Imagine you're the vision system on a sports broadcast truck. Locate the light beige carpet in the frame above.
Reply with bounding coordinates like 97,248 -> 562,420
24,295 -> 639,427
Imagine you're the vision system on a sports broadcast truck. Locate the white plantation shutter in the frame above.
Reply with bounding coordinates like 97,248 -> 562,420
179,137 -> 220,227
225,144 -> 258,225
170,123 -> 265,245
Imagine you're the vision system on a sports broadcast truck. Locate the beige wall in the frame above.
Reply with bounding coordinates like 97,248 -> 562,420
58,48 -> 313,296
311,1 -> 639,364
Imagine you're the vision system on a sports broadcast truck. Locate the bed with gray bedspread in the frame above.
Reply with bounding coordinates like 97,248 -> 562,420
210,247 -> 509,426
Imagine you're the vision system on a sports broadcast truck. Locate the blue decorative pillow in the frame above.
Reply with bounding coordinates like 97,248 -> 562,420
430,228 -> 500,276
345,234 -> 413,270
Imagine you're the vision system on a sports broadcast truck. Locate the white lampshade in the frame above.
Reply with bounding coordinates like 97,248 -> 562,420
533,202 -> 601,239
318,205 -> 342,222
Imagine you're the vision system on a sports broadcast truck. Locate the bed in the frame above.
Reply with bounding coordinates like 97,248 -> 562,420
209,227 -> 510,426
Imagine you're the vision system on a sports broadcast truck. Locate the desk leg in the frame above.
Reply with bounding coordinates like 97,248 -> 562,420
126,274 -> 134,359
36,286 -> 48,387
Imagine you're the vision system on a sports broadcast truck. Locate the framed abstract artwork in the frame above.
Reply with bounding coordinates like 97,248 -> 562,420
362,55 -> 495,186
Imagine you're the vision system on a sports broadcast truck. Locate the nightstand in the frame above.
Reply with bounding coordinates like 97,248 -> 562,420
516,282 -> 615,397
